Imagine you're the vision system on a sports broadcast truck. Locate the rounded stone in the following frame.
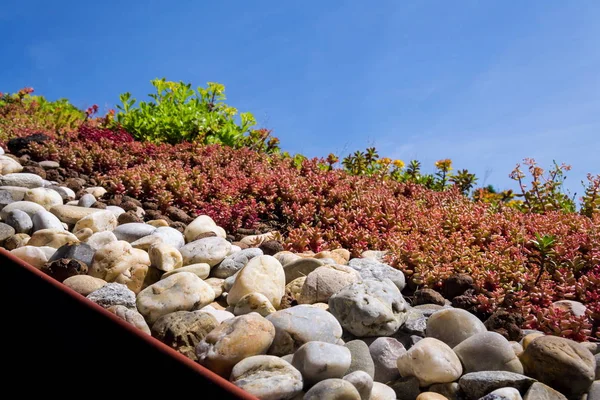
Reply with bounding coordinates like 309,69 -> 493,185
345,340 -> 375,378
31,209 -> 65,232
0,156 -> 23,174
292,341 -> 352,386
62,275 -> 107,296
107,305 -> 151,334
73,210 -> 117,233
5,209 -> 33,234
298,265 -> 361,304
416,393 -> 449,400
227,255 -> 285,309
523,382 -> 568,400
204,277 -> 224,297
481,387 -> 522,400
274,251 -> 301,266
0,221 -> 16,241
152,226 -> 185,249
28,228 -> 79,248
151,310 -> 219,360
304,379 -> 361,400
233,292 -> 276,317
212,247 -> 264,278
23,187 -> 63,210
458,371 -> 536,400
49,204 -> 102,224
329,279 -> 408,337
200,304 -> 234,323
369,337 -> 406,383
1,201 -> 46,220
49,242 -> 95,267
84,186 -> 107,198
137,272 -> 215,325
520,335 -> 596,398
521,332 -> 544,349
161,263 -> 211,280
396,337 -> 463,387
41,258 -> 88,282
196,313 -> 275,377
86,231 -> 118,251
89,240 -> 150,293
426,308 -> 487,347
10,245 -> 56,267
370,382 -> 396,400
428,382 -> 461,400
78,193 -> 97,208
184,214 -> 225,242
0,173 -> 44,188
230,355 -> 304,400
454,331 -> 524,374
283,258 -> 324,283
179,236 -> 231,267
551,300 -> 587,317
266,305 -> 344,356
148,242 -> 183,272
4,233 -> 30,250
48,185 -> 76,201
113,222 -> 157,242
86,282 -> 137,309
343,371 -> 373,400
347,258 -> 405,291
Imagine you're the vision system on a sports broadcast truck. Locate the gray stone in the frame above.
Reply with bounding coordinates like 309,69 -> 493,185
426,308 -> 487,347
597,353 -> 600,380
369,337 -> 405,383
152,226 -> 185,249
343,371 -> 373,400
304,379 -> 361,400
213,247 -> 264,278
0,189 -> 14,208
588,381 -> 600,400
5,209 -> 33,234
523,382 -> 567,400
328,279 -> 408,337
0,173 -> 44,188
347,257 -> 405,291
480,387 -> 522,400
344,340 -> 375,378
453,331 -> 523,374
39,160 -> 60,169
113,222 -> 157,242
401,307 -> 427,335
429,382 -> 461,400
49,242 -> 95,267
179,236 -> 231,267
283,258 -> 324,283
1,201 -> 46,220
387,376 -> 420,400
0,222 -> 15,242
78,193 -> 97,207
48,185 -> 76,201
298,265 -> 362,304
369,382 -> 396,400
292,341 -> 352,385
459,372 -> 536,400
266,305 -> 343,356
32,209 -> 65,232
86,282 -> 137,309
230,355 -> 303,400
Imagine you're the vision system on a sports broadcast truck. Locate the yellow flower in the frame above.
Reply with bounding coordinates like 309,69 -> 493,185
378,157 -> 392,165
435,159 -> 453,171
392,159 -> 405,169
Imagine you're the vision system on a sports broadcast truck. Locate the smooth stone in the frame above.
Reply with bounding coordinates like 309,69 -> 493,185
113,222 -> 157,242
521,333 -> 545,349
370,382 -> 396,400
283,258 -> 324,283
520,335 -> 595,398
292,341 -> 352,385
396,337 -> 463,387
239,231 -> 280,247
10,245 -> 54,268
360,250 -> 388,261
4,210 -> 31,234
587,381 -> 600,400
63,275 -> 107,296
233,292 -> 276,317
227,255 -> 285,308
428,382 -> 461,400
266,305 -> 343,356
151,310 -> 219,360
369,337 -> 406,383
1,201 -> 45,220
454,331 -> 524,374
48,185 -> 76,201
200,305 -> 234,323
274,251 -> 302,266
130,235 -> 162,250
511,341 -> 524,357
0,221 -> 16,241
224,271 -> 238,292
49,204 -> 102,224
73,210 -> 117,233
23,187 -> 63,210
286,276 -> 306,300
0,189 -> 14,208
304,379 -> 361,400
196,313 -> 276,377
89,240 -> 150,293
31,209 -> 65,232
49,242 -> 95,267
179,236 -> 231,267
0,156 -> 23,174
552,300 -> 587,317
147,219 -> 169,228
0,186 -> 28,201
106,205 -> 125,218
161,263 -> 211,280
343,371 -> 373,400
107,305 -> 151,334
74,227 -> 94,241
298,265 -> 361,304
39,160 -> 60,169
347,258 -> 405,291
328,279 -> 408,337
417,393 -> 449,400
388,376 -> 421,400
458,372 -> 536,400
86,282 -> 137,309
28,229 -> 79,248
523,382 -> 567,400
77,193 -> 96,207
84,186 -> 106,197
152,226 -> 185,249
230,355 -> 304,400
426,308 -> 487,348
0,173 -> 44,188
137,272 -> 215,325
184,215 -> 225,242
401,307 -> 427,336
212,247 -> 264,278
583,342 -> 600,355
345,340 -> 375,378
204,277 -> 224,297
480,387 -> 522,399
4,233 -> 30,250
148,242 -> 183,272
86,231 -> 118,251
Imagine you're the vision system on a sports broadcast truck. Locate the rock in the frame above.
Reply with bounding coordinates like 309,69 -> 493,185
521,332 -> 544,350
369,337 -> 406,383
49,242 -> 95,267
5,210 -> 32,234
0,156 -> 23,175
458,372 -> 536,400
274,251 -> 302,266
117,210 -> 142,224
283,258 -> 324,283
582,342 -> 600,355
22,165 -> 45,179
147,219 -> 169,228
388,376 -> 421,400
105,205 -> 125,218
224,272 -> 238,292
84,186 -> 107,198
551,300 -> 587,317
298,265 -> 361,304
4,233 -> 30,250
396,337 -> 462,387
200,305 -> 234,323
148,242 -> 183,272
344,340 -> 375,378
204,277 -> 224,298
161,263 -> 211,280
417,393 -> 449,400
184,215 -> 224,241
73,210 -> 117,233
401,307 -> 427,336
587,381 -> 600,400
106,305 -> 151,334
233,292 -> 276,317
523,382 -> 567,400
86,231 -> 118,251
520,335 -> 595,398
443,273 -> 474,299
62,275 -> 106,296
48,185 -> 76,201
426,308 -> 487,347
292,341 -> 352,385
1,201 -> 46,220
23,187 -> 63,210
0,189 -> 14,208
304,379 -> 361,400
370,382 -> 396,400
510,342 -> 524,357
259,240 -> 284,256
343,371 -> 373,400
480,387 -> 522,400
0,222 -> 15,242
196,313 -> 275,377
286,276 -> 306,301
227,255 -> 285,308
347,258 -> 405,291
360,250 -> 388,261
137,272 -> 215,325
328,279 -> 408,337
179,236 -> 231,267
113,222 -> 156,242
484,310 -> 524,342
239,231 -> 280,247
151,310 -> 219,360
7,133 -> 49,155
413,289 -> 446,306
454,331 -> 523,374
151,226 -> 185,249
28,229 -> 79,248
0,186 -> 29,202
0,173 -> 44,188
41,258 -> 87,282
212,247 -> 264,278
89,240 -> 150,293
266,305 -> 343,356
49,204 -> 102,224
130,235 -> 162,250
428,383 -> 461,400
39,160 -> 60,169
31,209 -> 65,232
230,355 -> 304,400
86,282 -> 137,309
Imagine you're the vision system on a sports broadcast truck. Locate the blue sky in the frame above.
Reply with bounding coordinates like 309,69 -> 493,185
1,1 -> 599,195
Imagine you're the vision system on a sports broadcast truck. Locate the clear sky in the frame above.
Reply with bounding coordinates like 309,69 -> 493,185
1,1 -> 599,195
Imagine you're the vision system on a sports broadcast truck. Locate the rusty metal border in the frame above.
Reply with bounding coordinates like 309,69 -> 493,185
0,247 -> 257,399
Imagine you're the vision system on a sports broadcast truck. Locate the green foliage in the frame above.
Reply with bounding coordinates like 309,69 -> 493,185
581,173 -> 600,217
529,233 -> 557,285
